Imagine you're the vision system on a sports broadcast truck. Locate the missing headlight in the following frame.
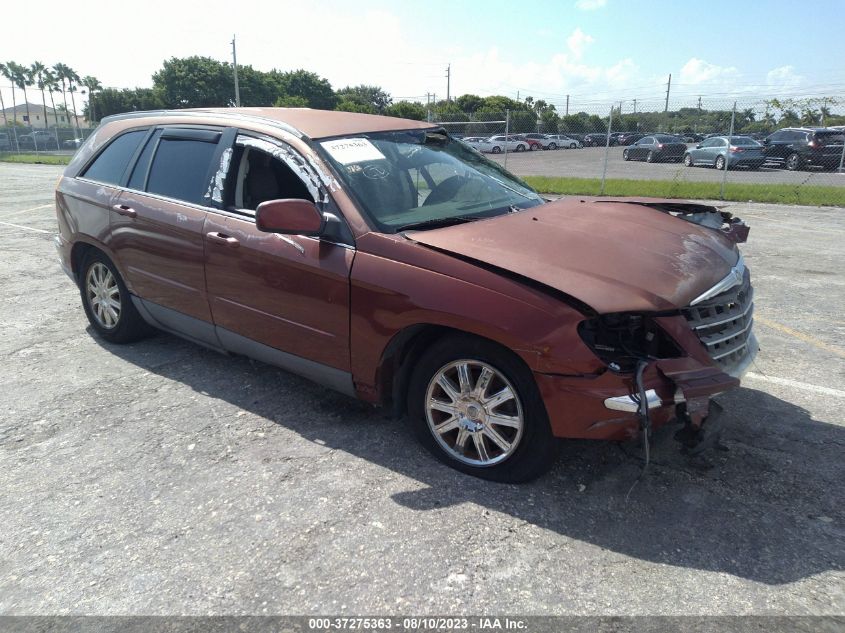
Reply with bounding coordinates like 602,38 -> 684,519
578,313 -> 682,373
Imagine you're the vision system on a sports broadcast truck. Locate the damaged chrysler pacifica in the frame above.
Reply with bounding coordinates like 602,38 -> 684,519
55,108 -> 757,482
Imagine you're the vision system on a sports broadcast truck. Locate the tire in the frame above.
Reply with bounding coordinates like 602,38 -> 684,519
407,335 -> 556,483
785,153 -> 801,171
683,153 -> 693,167
491,146 -> 501,154
715,155 -> 726,170
570,143 -> 577,149
623,149 -> 630,161
548,142 -> 557,150
646,151 -> 655,163
79,250 -> 153,344
515,144 -> 525,152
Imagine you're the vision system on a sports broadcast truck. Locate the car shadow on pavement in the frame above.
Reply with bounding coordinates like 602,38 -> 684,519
95,330 -> 844,587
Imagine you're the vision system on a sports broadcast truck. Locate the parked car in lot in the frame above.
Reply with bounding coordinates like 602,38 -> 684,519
622,134 -> 688,162
616,132 -> 645,146
518,134 -> 546,150
545,134 -> 582,149
18,131 -> 59,150
684,136 -> 765,170
476,135 -> 528,153
64,137 -> 85,149
0,132 -> 11,151
583,133 -> 612,147
56,108 -> 756,482
762,127 -> 845,171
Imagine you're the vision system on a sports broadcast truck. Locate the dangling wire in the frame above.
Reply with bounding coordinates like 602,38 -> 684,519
625,359 -> 652,502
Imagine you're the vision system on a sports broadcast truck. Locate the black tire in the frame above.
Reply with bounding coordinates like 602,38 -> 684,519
785,152 -> 802,171
623,149 -> 630,161
407,335 -> 557,483
491,146 -> 501,154
548,142 -> 557,150
715,155 -> 726,170
646,150 -> 655,163
569,142 -> 577,149
79,250 -> 153,344
683,153 -> 693,167
515,144 -> 525,152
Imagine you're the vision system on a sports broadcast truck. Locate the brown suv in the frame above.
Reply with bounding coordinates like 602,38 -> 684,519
55,108 -> 757,482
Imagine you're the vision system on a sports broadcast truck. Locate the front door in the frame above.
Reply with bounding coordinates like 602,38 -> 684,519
203,134 -> 354,378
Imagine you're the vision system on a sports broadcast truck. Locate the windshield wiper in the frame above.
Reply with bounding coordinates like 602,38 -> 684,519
395,216 -> 479,232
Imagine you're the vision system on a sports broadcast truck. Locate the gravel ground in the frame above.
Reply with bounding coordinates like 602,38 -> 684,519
0,163 -> 843,616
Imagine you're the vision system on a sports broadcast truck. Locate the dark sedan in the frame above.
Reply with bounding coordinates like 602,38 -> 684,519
622,135 -> 687,162
617,132 -> 645,146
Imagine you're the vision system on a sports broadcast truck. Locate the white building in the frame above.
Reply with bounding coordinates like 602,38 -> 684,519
0,102 -> 87,128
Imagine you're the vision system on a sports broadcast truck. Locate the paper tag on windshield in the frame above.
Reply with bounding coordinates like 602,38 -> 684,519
321,138 -> 385,164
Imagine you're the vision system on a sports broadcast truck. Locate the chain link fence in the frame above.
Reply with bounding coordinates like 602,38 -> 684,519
0,123 -> 96,156
430,98 -> 845,205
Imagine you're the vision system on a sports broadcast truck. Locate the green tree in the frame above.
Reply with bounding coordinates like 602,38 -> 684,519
273,69 -> 336,110
31,62 -> 51,128
335,98 -> 376,114
0,62 -> 18,124
335,85 -> 392,113
274,95 -> 309,107
455,94 -> 484,113
81,76 -> 102,124
153,56 -> 232,108
6,62 -> 32,125
385,100 -> 427,120
53,63 -> 76,128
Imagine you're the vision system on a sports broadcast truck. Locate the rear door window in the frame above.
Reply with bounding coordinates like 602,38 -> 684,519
146,138 -> 218,205
81,130 -> 147,185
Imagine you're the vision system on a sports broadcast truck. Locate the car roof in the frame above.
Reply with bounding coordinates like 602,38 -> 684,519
100,107 -> 435,140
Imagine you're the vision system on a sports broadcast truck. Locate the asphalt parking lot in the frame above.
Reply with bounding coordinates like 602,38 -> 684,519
490,146 -> 845,186
0,162 -> 843,615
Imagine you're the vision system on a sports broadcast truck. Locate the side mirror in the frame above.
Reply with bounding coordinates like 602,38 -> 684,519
256,199 -> 325,236
695,144 -> 702,149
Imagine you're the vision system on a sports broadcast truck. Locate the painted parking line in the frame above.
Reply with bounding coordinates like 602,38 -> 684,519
745,373 -> 845,399
0,220 -> 53,234
756,315 -> 845,359
2,203 -> 54,217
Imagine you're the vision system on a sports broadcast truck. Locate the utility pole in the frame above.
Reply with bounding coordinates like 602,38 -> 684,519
445,64 -> 451,102
821,97 -> 827,125
633,98 -> 637,114
231,35 -> 241,107
697,95 -> 702,111
664,73 -> 671,112
565,94 -> 569,116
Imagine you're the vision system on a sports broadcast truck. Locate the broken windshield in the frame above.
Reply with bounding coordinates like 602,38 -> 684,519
317,129 -> 543,232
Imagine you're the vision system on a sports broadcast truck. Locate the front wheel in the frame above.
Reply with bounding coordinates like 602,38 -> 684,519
715,155 -> 726,170
570,142 -> 577,149
623,149 -> 630,161
547,142 -> 557,150
79,251 -> 153,344
683,153 -> 693,167
408,336 -> 556,482
785,153 -> 801,171
515,144 -> 525,152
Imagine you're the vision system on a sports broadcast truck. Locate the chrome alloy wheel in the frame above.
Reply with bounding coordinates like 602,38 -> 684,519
86,262 -> 121,329
424,360 -> 524,467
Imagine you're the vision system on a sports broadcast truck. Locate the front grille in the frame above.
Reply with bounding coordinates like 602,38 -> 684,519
682,268 -> 754,374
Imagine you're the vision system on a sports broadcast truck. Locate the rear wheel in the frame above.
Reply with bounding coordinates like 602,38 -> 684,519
491,146 -> 501,154
785,152 -> 802,171
569,142 -> 577,149
646,150 -> 655,163
79,250 -> 152,344
515,144 -> 525,152
407,336 -> 556,482
715,155 -> 726,170
548,142 -> 557,150
623,149 -> 630,161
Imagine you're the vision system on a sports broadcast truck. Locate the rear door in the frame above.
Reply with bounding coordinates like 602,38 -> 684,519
110,127 -> 225,340
203,133 -> 354,378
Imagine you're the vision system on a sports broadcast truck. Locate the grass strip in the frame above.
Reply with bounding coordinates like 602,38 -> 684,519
0,153 -> 72,165
524,176 -> 845,207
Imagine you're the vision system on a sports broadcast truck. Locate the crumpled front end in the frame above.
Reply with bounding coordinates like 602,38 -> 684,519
537,252 -> 758,449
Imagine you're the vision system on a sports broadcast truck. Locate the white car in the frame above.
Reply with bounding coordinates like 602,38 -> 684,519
545,134 -> 582,149
476,135 -> 528,154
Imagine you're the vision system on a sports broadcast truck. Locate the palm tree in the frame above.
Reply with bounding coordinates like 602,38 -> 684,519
53,63 -> 73,129
0,63 -> 9,129
2,61 -> 19,124
31,62 -> 50,128
7,62 -> 34,128
44,69 -> 60,125
81,75 -> 102,124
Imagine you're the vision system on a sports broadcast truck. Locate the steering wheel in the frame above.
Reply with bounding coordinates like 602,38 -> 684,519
423,175 -> 470,206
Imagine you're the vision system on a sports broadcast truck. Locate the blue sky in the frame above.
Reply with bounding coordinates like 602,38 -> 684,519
3,0 -> 844,114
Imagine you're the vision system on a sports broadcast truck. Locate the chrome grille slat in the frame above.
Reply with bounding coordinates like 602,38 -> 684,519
682,267 -> 755,374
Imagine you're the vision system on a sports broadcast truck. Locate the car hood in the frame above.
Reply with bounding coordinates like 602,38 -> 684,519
405,198 -> 739,314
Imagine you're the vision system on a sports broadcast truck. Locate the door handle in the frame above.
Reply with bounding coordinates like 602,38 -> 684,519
206,231 -> 240,247
111,204 -> 136,218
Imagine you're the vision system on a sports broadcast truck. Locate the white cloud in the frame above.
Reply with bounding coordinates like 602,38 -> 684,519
679,58 -> 740,85
766,65 -> 804,90
566,28 -> 595,59
575,0 -> 607,10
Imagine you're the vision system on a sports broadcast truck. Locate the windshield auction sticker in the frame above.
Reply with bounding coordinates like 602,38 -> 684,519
321,138 -> 386,164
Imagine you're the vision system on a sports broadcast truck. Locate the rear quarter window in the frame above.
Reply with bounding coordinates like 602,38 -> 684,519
146,138 -> 218,206
81,130 -> 147,185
